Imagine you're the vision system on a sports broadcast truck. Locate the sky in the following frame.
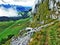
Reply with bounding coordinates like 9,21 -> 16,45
0,0 -> 38,17
0,0 -> 35,6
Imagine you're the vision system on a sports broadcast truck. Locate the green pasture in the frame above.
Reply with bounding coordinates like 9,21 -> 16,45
0,18 -> 30,41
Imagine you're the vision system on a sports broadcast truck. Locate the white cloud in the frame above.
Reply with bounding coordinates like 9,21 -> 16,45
0,7 -> 18,17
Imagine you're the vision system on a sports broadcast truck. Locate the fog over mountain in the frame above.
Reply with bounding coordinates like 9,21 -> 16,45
0,7 -> 18,17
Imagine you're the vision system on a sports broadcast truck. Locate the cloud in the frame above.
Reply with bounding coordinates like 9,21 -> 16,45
0,7 -> 18,17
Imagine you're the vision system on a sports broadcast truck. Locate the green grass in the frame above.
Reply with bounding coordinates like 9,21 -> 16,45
0,21 -> 15,33
0,18 -> 30,41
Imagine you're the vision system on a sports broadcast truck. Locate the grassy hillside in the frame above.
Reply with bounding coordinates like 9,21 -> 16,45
0,18 -> 30,45
0,21 -> 14,33
29,21 -> 60,45
28,0 -> 60,45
